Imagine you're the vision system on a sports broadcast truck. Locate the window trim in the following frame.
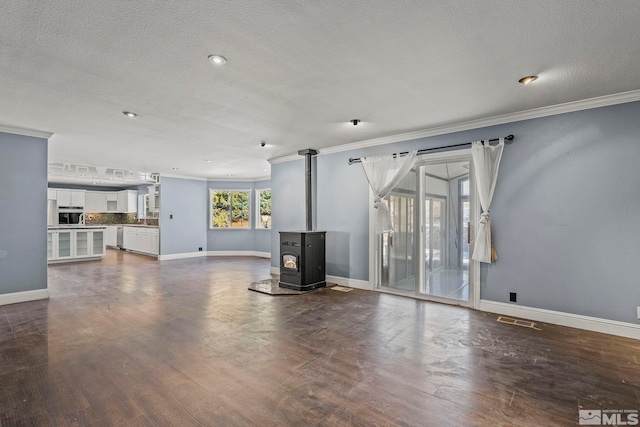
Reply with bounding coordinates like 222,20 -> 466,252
209,189 -> 252,230
255,188 -> 271,230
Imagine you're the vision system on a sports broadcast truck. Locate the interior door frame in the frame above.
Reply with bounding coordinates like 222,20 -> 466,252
368,149 -> 480,309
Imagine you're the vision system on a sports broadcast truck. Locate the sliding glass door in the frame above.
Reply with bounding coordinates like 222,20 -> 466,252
378,157 -> 473,305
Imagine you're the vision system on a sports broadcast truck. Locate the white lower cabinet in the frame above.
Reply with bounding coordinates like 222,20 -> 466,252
123,227 -> 158,256
47,229 -> 106,263
105,226 -> 118,247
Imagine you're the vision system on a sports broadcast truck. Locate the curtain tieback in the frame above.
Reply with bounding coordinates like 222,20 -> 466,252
479,211 -> 491,224
373,197 -> 382,209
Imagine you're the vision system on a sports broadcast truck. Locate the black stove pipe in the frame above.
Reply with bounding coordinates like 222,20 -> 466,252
298,149 -> 318,231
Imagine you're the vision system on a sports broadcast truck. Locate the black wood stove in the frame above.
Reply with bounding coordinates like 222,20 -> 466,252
279,149 -> 327,291
279,230 -> 326,291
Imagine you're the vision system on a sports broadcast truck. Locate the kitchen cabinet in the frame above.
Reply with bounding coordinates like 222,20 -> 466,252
117,190 -> 138,213
47,228 -> 106,263
57,190 -> 85,207
47,230 -> 74,261
71,191 -> 85,207
85,191 -> 107,213
122,227 -> 158,256
105,226 -> 118,247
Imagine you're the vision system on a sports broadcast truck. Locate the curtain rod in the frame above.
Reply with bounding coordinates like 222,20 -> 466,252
347,134 -> 514,165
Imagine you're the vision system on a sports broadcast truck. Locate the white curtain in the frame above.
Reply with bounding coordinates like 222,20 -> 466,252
471,139 -> 504,263
361,152 -> 417,232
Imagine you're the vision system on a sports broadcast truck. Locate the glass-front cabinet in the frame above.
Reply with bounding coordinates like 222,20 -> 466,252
47,232 -> 54,261
57,230 -> 73,259
91,231 -> 104,256
47,228 -> 106,263
75,231 -> 89,257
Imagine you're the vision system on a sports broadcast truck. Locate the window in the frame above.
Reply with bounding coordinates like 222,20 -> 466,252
256,189 -> 271,229
210,190 -> 251,229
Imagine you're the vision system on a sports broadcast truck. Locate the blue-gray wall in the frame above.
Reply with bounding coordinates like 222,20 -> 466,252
159,177 -> 208,256
0,132 -> 48,294
157,177 -> 272,255
270,101 -> 640,324
207,180 -> 272,253
254,180 -> 272,253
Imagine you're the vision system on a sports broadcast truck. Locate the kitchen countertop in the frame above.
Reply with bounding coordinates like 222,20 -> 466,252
48,225 -> 107,230
90,224 -> 158,228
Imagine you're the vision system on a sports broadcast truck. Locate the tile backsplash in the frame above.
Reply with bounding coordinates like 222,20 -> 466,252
85,213 -> 158,226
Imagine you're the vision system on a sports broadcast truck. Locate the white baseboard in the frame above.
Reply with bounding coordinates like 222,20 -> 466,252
207,251 -> 271,258
158,251 -> 206,261
0,289 -> 49,306
270,266 -> 280,275
326,275 -> 371,290
478,299 -> 640,340
159,251 -> 271,261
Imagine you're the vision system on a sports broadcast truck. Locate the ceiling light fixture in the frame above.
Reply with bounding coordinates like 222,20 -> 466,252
227,174 -> 233,177
172,167 -> 179,170
123,111 -> 137,118
205,160 -> 212,163
518,75 -> 538,85
260,140 -> 266,147
350,119 -> 361,126
208,55 -> 227,65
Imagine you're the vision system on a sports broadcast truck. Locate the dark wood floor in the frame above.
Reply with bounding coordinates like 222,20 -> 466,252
1,249 -> 639,426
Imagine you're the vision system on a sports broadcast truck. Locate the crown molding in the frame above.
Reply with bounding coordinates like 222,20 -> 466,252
207,175 -> 271,183
268,89 -> 640,164
159,173 -> 271,183
0,123 -> 53,139
160,173 -> 208,181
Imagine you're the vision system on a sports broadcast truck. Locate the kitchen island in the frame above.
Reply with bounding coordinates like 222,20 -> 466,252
47,226 -> 107,263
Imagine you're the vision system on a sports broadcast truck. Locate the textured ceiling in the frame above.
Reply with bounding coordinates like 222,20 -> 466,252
1,1 -> 639,181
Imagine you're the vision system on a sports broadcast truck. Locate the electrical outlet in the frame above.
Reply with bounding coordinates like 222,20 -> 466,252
199,247 -> 203,252
509,292 -> 517,303
169,214 -> 173,219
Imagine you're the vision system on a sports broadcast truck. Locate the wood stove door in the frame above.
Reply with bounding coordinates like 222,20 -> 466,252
281,254 -> 299,272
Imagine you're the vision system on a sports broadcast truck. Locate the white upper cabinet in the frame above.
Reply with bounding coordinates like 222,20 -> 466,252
85,191 -> 107,213
117,190 -> 138,213
57,190 -> 85,207
52,188 -> 137,213
71,191 -> 85,207
57,190 -> 71,206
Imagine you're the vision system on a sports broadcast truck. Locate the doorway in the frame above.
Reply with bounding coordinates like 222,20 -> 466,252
375,152 -> 477,307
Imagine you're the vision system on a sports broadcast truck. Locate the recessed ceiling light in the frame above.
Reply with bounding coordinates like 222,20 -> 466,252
350,119 -> 361,126
92,182 -> 97,185
123,111 -> 137,118
518,75 -> 538,85
208,55 -> 227,65
205,160 -> 212,163
263,168 -> 268,172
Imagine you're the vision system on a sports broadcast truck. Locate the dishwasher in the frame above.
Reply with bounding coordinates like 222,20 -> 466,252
116,226 -> 124,249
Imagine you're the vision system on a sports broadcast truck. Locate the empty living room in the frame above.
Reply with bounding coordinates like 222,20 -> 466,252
1,1 -> 640,426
